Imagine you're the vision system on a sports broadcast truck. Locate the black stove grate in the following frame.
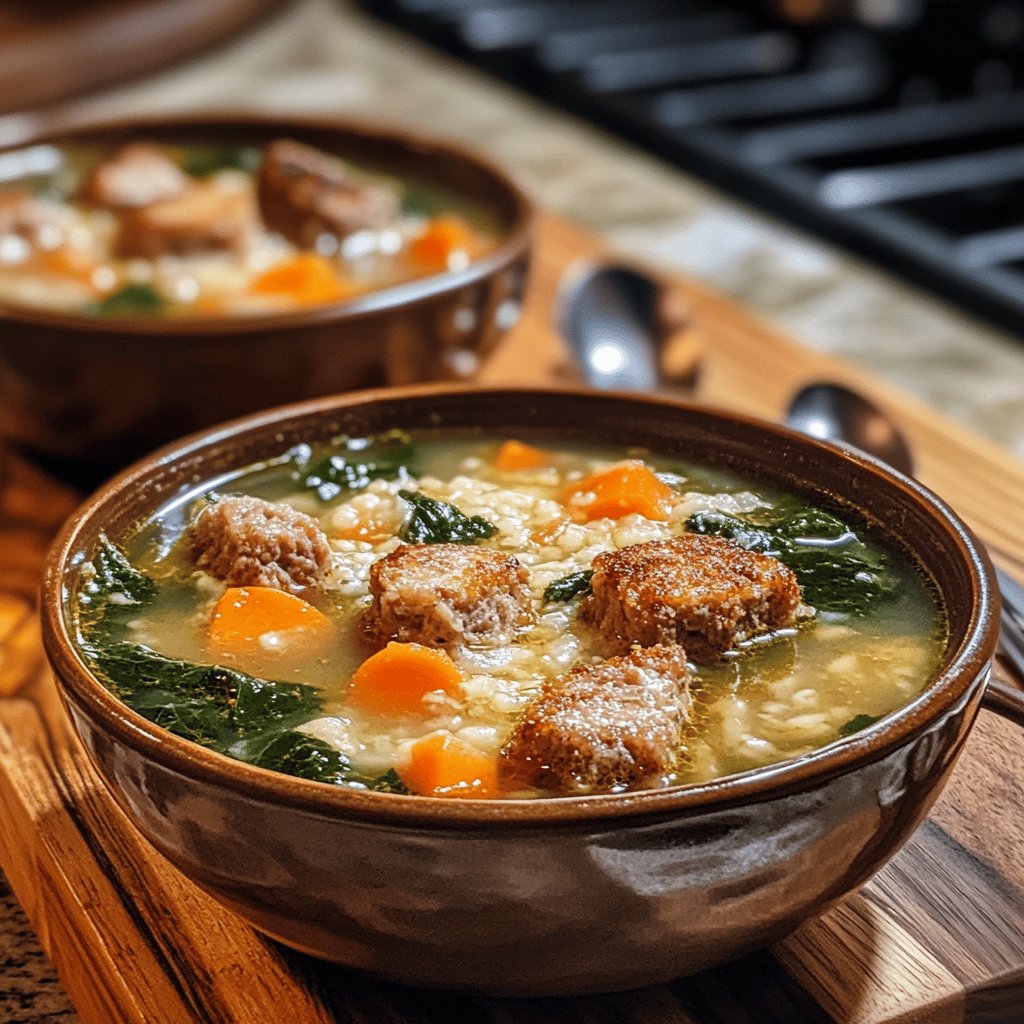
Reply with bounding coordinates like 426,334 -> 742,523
356,0 -> 1024,338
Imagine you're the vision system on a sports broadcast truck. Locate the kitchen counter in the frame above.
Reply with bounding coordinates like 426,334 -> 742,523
3,1 -> 1024,1019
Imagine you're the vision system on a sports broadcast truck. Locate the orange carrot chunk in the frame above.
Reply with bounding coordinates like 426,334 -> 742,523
560,460 -> 676,522
208,586 -> 332,656
493,439 -> 549,472
400,731 -> 498,798
35,247 -> 105,291
408,214 -> 476,271
250,253 -> 353,305
331,517 -> 394,544
531,514 -> 570,546
348,642 -> 463,716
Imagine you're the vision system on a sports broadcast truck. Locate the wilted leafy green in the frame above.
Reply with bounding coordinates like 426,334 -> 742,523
364,768 -> 411,794
838,713 -> 881,738
83,535 -> 157,606
296,439 -> 415,502
237,730 -> 352,784
543,569 -> 594,604
398,490 -> 498,545
87,283 -> 165,316
180,145 -> 260,178
83,640 -> 321,751
686,498 -> 901,617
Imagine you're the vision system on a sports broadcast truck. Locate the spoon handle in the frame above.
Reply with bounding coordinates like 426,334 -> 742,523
986,657 -> 1024,728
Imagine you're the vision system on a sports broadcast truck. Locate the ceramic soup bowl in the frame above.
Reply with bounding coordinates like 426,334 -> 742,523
0,115 -> 532,484
41,386 -> 999,995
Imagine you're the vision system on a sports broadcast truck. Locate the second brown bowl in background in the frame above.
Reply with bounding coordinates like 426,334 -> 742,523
0,113 -> 533,484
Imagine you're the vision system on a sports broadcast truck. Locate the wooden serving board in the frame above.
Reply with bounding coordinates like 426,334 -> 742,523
2,212 -> 1024,1024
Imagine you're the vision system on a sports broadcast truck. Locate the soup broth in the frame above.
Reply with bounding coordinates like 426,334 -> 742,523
71,433 -> 946,798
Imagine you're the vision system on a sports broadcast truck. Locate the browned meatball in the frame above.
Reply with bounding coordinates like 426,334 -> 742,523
116,179 -> 256,258
257,138 -> 399,247
80,143 -> 189,210
364,543 -> 532,648
500,644 -> 691,795
581,534 -> 801,663
190,495 -> 333,594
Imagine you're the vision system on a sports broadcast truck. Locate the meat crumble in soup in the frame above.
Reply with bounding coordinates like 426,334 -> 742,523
0,139 -> 495,318
71,434 -> 947,799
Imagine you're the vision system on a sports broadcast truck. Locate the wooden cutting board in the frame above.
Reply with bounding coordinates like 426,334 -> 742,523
2,212 -> 1023,1024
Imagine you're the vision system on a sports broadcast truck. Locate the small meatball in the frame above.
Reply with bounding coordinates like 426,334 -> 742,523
364,543 -> 532,648
190,495 -> 333,594
80,143 -> 189,210
257,138 -> 399,247
500,645 -> 691,795
582,534 -> 801,663
115,179 -> 256,258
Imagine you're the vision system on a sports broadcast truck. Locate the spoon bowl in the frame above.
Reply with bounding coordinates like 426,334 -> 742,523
786,383 -> 915,477
558,265 -> 661,392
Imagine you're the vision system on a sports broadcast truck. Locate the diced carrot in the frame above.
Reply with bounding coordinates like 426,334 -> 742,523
191,294 -> 226,316
560,461 -> 675,522
531,514 -> 570,546
348,642 -> 463,716
208,586 -> 332,657
408,214 -> 476,271
399,731 -> 498,798
250,253 -> 354,305
332,516 -> 394,544
34,247 -> 104,290
493,439 -> 549,472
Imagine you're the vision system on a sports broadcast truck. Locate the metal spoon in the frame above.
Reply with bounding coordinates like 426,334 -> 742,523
786,383 -> 915,477
786,380 -> 1024,723
558,265 -> 661,392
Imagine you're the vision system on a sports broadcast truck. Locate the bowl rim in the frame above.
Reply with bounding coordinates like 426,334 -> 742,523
40,384 -> 999,829
0,110 -> 534,336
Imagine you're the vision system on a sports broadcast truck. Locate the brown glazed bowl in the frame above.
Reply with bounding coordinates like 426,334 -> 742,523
0,115 -> 533,484
41,386 -> 999,996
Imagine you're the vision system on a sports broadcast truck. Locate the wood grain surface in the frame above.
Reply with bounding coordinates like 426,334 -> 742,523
1,212 -> 1023,1024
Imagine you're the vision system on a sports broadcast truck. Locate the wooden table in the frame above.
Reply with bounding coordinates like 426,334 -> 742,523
1,212 -> 1023,1023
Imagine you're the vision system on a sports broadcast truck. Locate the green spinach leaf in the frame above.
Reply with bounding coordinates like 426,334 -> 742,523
296,440 -> 415,502
83,535 -> 156,606
180,146 -> 261,178
237,730 -> 351,784
126,686 -> 230,747
87,283 -> 165,316
685,510 -> 778,555
838,713 -> 881,738
398,490 -> 498,545
543,569 -> 594,604
83,640 -> 321,748
364,768 -> 411,794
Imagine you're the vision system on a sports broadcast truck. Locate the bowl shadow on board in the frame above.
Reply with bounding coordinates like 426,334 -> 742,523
277,901 -> 881,1011
0,114 -> 533,488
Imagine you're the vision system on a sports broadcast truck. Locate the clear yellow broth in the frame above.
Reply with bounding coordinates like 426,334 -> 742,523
73,433 -> 947,797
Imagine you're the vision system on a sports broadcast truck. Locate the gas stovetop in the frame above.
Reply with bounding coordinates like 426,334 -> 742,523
358,0 -> 1024,337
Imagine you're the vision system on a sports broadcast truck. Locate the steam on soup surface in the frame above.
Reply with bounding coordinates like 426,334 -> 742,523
0,138 -> 495,318
71,433 -> 946,799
